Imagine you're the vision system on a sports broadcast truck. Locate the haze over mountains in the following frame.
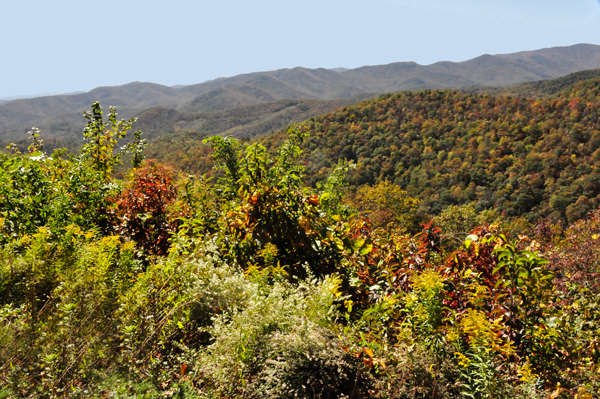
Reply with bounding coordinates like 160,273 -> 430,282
0,91 -> 85,103
1,43 -> 600,147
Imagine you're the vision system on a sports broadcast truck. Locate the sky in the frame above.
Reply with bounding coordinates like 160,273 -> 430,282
1,0 -> 599,98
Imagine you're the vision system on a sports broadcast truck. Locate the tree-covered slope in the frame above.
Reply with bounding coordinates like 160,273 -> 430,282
136,95 -> 374,140
131,75 -> 600,225
470,68 -> 600,98
261,77 -> 600,223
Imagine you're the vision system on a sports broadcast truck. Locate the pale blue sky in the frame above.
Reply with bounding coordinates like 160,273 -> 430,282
1,0 -> 599,98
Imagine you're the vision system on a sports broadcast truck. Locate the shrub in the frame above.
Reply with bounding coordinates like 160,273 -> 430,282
113,160 -> 181,256
351,181 -> 420,232
372,343 -> 462,399
194,274 -> 371,398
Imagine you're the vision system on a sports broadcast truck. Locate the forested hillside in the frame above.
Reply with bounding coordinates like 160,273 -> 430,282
261,77 -> 600,224
135,96 -> 374,140
470,68 -> 600,98
135,74 -> 600,225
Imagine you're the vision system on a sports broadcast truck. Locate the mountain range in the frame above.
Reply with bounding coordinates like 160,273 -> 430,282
2,43 -> 600,148
137,68 -> 600,178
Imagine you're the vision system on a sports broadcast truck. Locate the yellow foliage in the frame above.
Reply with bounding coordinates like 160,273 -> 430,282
246,244 -> 289,283
455,351 -> 471,368
323,274 -> 343,298
412,269 -> 445,296
575,387 -> 593,399
352,181 -> 420,230
257,243 -> 279,266
518,357 -> 539,383
462,270 -> 491,308
460,309 -> 504,352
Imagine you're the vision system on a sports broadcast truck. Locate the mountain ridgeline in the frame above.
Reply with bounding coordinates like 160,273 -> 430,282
1,43 -> 600,149
2,45 -> 600,225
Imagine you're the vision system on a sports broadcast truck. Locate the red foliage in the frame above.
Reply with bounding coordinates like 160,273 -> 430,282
114,160 -> 183,256
346,220 -> 444,301
441,225 -> 503,310
535,211 -> 600,292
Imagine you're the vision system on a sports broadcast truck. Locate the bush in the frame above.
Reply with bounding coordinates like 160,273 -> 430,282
194,274 -> 371,398
113,160 -> 181,256
372,343 -> 462,399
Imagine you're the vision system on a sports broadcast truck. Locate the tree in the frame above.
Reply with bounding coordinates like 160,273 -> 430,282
81,101 -> 138,178
352,181 -> 420,231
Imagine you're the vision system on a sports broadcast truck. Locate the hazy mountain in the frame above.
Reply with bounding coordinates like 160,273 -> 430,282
140,69 -> 600,177
0,92 -> 63,102
467,68 -> 600,98
1,43 -> 600,145
137,94 -> 374,141
0,91 -> 85,102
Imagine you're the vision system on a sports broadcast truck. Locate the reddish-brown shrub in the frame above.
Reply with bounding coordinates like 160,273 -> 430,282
114,160 -> 182,256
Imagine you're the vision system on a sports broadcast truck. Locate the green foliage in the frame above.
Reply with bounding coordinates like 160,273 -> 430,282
404,270 -> 445,337
493,244 -> 554,344
129,129 -> 148,169
0,146 -> 56,238
0,226 -> 143,396
318,159 -> 357,218
203,135 -> 242,195
434,203 -> 501,237
0,134 -> 119,239
81,101 -> 137,178
203,125 -> 341,277
456,309 -> 505,399
5,99 -> 600,398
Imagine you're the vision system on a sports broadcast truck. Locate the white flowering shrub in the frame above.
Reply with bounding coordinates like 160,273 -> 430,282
191,274 -> 369,398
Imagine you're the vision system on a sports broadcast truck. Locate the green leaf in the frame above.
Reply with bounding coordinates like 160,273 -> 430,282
466,234 -> 479,243
352,237 -> 366,252
359,243 -> 373,255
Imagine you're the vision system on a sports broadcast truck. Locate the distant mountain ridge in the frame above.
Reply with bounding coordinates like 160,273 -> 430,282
1,43 -> 600,145
468,68 -> 600,98
139,70 -> 600,176
0,91 -> 85,102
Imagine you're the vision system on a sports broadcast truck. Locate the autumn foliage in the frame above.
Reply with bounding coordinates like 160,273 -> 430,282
113,160 -> 181,256
261,78 -> 600,225
5,91 -> 600,398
